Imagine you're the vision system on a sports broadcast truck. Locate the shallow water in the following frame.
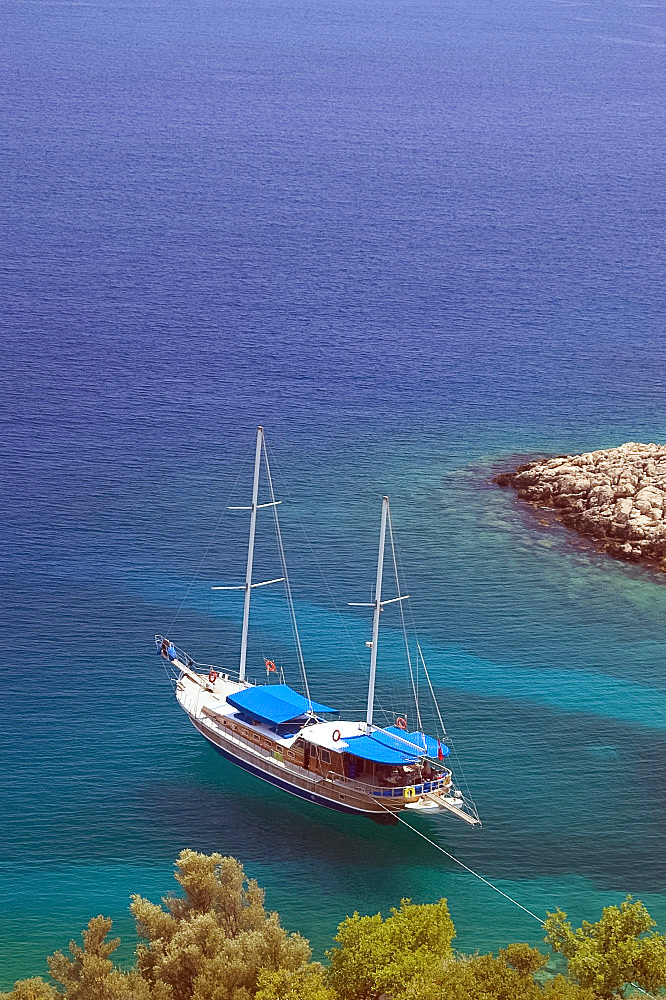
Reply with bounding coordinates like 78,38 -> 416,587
1,0 -> 665,986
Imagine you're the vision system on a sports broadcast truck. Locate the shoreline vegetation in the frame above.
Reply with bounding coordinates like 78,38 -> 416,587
3,851 -> 666,1000
494,443 -> 666,572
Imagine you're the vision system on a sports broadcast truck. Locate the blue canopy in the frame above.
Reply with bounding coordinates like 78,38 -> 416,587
226,684 -> 335,726
344,727 -> 450,765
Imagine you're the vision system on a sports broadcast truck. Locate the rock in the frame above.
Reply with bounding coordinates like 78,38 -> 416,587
588,484 -> 615,506
493,441 -> 666,573
615,497 -> 634,516
636,486 -> 663,506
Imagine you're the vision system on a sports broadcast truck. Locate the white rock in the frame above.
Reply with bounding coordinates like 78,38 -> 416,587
630,512 -> 652,525
589,485 -> 615,505
636,486 -> 664,505
615,498 -> 634,516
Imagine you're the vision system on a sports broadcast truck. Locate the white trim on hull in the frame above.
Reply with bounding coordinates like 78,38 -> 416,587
188,714 -> 400,823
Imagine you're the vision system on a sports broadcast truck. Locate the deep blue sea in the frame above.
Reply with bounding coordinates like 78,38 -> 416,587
1,0 -> 665,986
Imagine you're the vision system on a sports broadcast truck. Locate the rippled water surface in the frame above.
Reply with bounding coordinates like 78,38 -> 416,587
1,0 -> 665,985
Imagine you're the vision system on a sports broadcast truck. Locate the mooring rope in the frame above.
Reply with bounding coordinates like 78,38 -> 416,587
377,800 -> 545,924
369,797 -> 657,997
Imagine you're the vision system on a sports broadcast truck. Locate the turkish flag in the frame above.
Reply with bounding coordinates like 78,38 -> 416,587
437,740 -> 444,761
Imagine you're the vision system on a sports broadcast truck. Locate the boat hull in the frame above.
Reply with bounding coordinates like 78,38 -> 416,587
190,714 -> 399,824
168,660 -> 468,826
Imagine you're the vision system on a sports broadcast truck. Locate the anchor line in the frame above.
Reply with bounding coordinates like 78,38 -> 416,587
368,795 -> 544,923
365,798 -> 658,998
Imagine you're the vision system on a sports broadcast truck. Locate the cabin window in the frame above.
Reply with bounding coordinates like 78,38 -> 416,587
262,738 -> 272,749
252,733 -> 260,743
321,749 -> 331,764
287,751 -> 295,760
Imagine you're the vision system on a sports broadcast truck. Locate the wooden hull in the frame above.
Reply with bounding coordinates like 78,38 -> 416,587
189,714 -> 400,823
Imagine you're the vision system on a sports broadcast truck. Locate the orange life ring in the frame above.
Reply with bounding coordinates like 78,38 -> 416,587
265,659 -> 277,673
208,670 -> 218,684
396,716 -> 408,731
332,729 -> 341,743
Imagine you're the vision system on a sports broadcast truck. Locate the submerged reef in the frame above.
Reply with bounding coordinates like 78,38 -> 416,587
495,442 -> 666,571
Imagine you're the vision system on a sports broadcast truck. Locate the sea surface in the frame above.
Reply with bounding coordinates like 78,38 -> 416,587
1,0 -> 666,986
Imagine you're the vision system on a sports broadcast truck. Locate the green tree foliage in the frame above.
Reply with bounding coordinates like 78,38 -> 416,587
545,895 -> 666,999
47,915 -> 168,1000
0,979 -> 60,1000
255,964 -> 335,1000
0,917 -> 167,1000
2,853 -> 666,1000
500,942 -> 549,976
325,897 -> 455,1000
401,948 -> 595,1000
130,850 -> 311,1000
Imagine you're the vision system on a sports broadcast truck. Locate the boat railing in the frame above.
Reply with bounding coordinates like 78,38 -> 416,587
155,635 -> 241,682
200,707 -> 451,798
322,768 -> 452,799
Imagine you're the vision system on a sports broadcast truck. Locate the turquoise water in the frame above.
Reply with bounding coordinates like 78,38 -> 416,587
2,0 -> 666,986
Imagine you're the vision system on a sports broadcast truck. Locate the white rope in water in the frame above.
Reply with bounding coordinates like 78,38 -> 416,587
369,795 -> 544,924
371,800 -> 658,998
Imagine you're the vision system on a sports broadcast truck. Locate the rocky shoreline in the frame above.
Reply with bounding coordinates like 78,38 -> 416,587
494,442 -> 666,571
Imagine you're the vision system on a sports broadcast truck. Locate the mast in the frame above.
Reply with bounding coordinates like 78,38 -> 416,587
239,425 -> 263,682
349,495 -> 409,732
367,496 -> 389,731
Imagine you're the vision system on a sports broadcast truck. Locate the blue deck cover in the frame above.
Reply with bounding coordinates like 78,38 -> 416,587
344,726 -> 450,765
226,684 -> 335,726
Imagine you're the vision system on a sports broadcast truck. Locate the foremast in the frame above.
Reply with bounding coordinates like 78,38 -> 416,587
239,426 -> 263,682
212,425 -> 285,684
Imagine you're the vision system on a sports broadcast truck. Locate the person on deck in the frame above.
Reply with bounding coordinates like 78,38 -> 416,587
166,642 -> 176,661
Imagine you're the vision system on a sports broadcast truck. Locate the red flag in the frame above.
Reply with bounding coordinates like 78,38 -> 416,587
437,740 -> 444,761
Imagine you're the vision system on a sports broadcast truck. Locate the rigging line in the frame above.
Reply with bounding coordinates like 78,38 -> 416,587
369,795 -> 544,926
166,442 -> 253,634
417,642 -> 479,821
387,505 -> 424,738
262,435 -> 312,708
262,440 -> 396,726
417,642 -> 448,739
263,441 -> 367,671
388,531 -> 442,740
387,521 -> 478,816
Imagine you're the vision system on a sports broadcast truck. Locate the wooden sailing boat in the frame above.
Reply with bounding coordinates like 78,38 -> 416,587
156,426 -> 480,826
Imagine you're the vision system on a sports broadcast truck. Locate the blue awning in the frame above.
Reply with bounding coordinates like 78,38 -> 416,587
226,684 -> 335,726
344,727 -> 450,765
